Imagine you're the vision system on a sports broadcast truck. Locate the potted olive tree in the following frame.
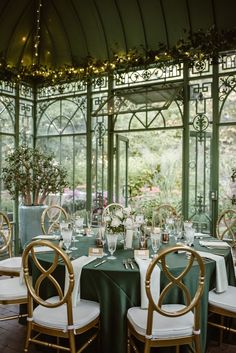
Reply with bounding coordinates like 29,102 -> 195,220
1,145 -> 68,247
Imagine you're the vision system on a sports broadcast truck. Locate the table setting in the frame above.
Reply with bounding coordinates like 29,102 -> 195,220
28,217 -> 236,353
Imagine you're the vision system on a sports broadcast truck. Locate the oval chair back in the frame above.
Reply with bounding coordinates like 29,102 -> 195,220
216,208 -> 236,247
0,211 -> 13,257
127,244 -> 205,353
152,204 -> 177,228
102,202 -> 124,223
41,205 -> 68,235
22,239 -> 100,353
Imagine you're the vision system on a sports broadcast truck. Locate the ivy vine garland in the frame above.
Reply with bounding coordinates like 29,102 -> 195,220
0,26 -> 236,85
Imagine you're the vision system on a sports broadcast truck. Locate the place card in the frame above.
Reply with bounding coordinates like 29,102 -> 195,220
88,247 -> 103,257
134,249 -> 149,259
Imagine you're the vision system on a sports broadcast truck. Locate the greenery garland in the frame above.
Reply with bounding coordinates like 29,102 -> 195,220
0,26 -> 236,86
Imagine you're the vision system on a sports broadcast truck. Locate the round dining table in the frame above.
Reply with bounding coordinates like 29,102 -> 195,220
31,234 -> 236,353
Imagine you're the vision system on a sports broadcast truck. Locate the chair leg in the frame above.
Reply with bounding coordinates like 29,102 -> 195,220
24,321 -> 32,352
194,335 -> 202,353
144,339 -> 151,353
219,315 -> 224,346
68,330 -> 76,353
127,327 -> 131,353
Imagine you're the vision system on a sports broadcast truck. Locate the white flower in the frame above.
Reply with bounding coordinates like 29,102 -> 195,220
111,216 -> 122,228
114,209 -> 123,219
123,206 -> 132,216
104,215 -> 111,222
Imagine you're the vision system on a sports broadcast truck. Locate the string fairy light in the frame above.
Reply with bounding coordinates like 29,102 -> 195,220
33,0 -> 42,64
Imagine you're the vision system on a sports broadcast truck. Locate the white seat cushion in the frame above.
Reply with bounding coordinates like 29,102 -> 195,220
0,257 -> 22,272
0,277 -> 27,300
209,286 -> 236,313
127,304 -> 194,339
33,296 -> 100,331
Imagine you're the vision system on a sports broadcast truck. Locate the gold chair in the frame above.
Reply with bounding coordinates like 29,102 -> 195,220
208,286 -> 236,345
216,208 -> 236,277
102,202 -> 124,223
41,205 -> 68,235
216,208 -> 236,247
152,204 -> 177,228
127,245 -> 205,353
0,211 -> 22,277
0,275 -> 28,322
22,239 -> 100,353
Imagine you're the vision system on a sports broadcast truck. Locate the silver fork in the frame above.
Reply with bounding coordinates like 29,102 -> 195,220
123,259 -> 129,269
128,258 -> 134,270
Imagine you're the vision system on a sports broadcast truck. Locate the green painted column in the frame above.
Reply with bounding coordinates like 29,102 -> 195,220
211,62 -> 220,236
182,63 -> 190,220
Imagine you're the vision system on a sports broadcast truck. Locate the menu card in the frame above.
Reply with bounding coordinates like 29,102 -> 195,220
134,249 -> 149,259
88,247 -> 103,257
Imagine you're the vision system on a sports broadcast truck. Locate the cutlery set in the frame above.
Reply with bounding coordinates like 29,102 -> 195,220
123,258 -> 135,270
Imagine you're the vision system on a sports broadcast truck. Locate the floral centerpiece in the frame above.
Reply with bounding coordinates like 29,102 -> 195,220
103,205 -> 135,234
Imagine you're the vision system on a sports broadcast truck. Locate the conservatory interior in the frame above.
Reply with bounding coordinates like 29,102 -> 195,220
0,1 -> 236,353
0,0 -> 235,251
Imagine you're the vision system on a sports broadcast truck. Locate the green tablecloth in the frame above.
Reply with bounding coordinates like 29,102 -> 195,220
33,236 -> 236,353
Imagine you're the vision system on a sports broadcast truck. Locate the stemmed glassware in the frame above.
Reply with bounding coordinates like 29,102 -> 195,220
135,214 -> 144,238
68,217 -> 78,251
86,210 -> 93,236
150,233 -> 161,258
74,216 -> 84,236
60,222 -> 72,254
99,224 -> 107,256
106,233 -> 118,260
185,227 -> 195,247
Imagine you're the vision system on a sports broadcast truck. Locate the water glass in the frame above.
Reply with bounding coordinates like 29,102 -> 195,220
86,211 -> 93,236
61,227 -> 72,253
185,228 -> 195,246
75,216 -> 84,235
107,233 -> 118,260
150,233 -> 161,257
99,225 -> 107,256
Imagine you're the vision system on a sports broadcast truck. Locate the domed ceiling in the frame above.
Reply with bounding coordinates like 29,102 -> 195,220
0,0 -> 236,82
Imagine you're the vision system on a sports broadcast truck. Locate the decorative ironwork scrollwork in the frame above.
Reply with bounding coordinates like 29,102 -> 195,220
94,121 -> 106,146
192,114 -> 209,142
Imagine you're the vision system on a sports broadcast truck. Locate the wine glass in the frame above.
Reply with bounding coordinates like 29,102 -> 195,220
150,233 -> 161,258
68,217 -> 78,250
99,225 -> 107,256
74,216 -> 84,236
61,227 -> 72,254
106,233 -> 118,260
86,211 -> 93,236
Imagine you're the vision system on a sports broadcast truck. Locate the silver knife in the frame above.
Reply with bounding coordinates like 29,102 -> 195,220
94,259 -> 107,267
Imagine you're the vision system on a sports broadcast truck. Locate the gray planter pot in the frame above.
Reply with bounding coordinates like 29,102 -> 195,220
19,205 -> 47,248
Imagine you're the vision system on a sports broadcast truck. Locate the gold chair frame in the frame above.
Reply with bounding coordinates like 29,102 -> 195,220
0,279 -> 28,322
127,245 -> 205,353
0,211 -> 13,257
152,204 -> 177,228
41,205 -> 68,235
208,295 -> 236,345
102,202 -> 124,223
216,208 -> 236,247
22,239 -> 100,353
0,211 -> 21,277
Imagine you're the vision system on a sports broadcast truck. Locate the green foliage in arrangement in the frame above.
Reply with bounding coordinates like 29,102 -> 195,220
1,145 -> 68,206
